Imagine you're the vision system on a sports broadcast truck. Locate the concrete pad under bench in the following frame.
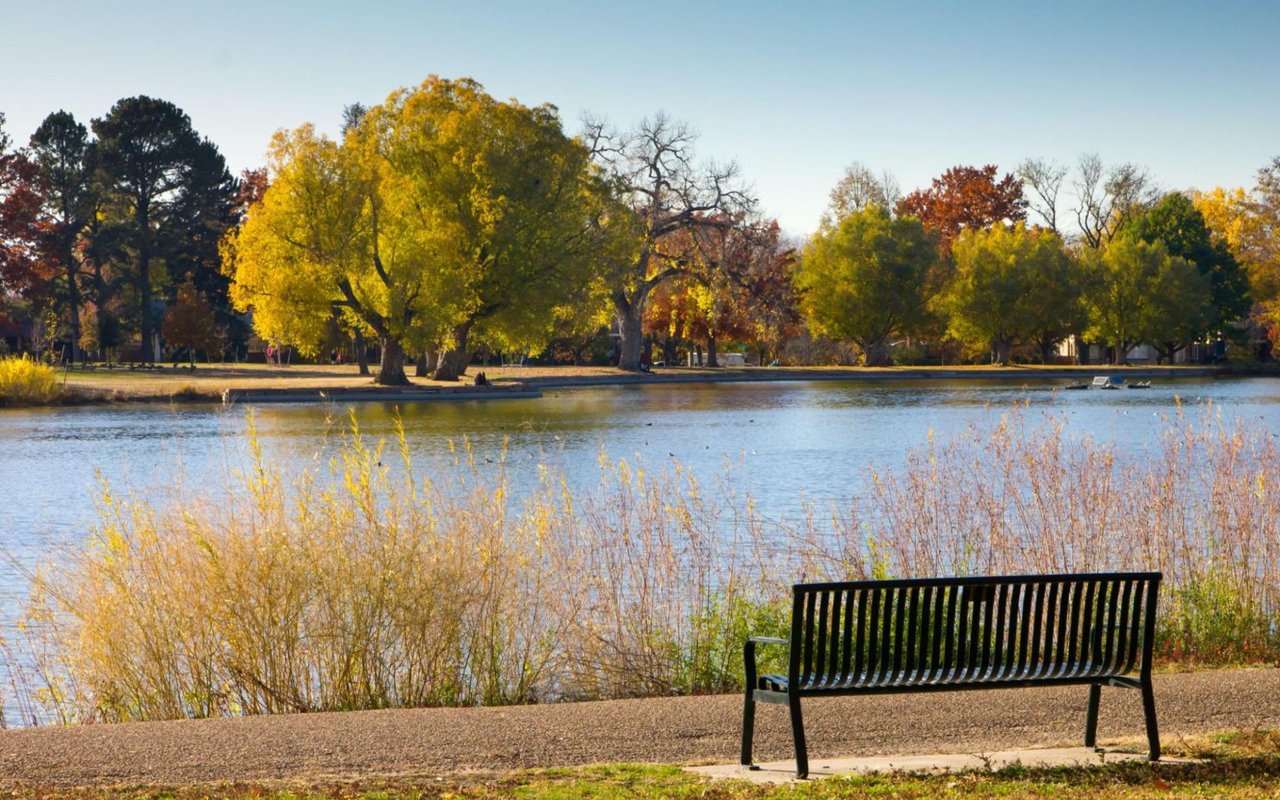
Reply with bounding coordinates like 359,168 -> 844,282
689,746 -> 1193,783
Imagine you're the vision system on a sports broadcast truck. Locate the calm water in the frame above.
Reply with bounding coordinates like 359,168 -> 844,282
3,377 -> 1280,610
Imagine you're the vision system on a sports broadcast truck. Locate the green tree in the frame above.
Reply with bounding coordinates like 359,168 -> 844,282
1127,192 -> 1249,338
92,97 -> 226,363
795,205 -> 936,366
29,111 -> 95,362
162,138 -> 239,348
1083,237 -> 1210,364
942,223 -> 1078,365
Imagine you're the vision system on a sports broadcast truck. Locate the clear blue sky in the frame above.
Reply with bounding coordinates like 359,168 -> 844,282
5,0 -> 1278,234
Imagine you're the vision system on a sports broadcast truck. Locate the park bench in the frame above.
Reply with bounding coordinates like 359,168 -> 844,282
742,572 -> 1161,778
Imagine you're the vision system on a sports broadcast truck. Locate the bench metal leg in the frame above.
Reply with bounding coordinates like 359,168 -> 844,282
1141,676 -> 1160,761
1084,684 -> 1102,748
789,695 -> 808,779
741,691 -> 755,766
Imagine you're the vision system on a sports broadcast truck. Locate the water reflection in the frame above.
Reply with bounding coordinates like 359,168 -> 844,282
3,377 -> 1280,595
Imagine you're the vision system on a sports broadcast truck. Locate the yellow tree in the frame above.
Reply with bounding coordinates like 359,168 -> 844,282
368,79 -> 615,381
221,123 -> 435,384
1194,185 -> 1280,313
224,77 -> 610,385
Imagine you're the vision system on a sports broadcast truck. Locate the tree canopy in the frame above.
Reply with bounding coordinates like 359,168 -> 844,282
586,113 -> 754,371
942,223 -> 1078,365
796,205 -> 936,366
1083,236 -> 1210,364
28,111 -> 95,361
896,164 -> 1026,254
224,76 -> 610,384
1127,192 -> 1249,336
93,96 -> 235,363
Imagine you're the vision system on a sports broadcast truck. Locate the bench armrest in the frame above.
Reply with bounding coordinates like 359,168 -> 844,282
744,637 -> 789,691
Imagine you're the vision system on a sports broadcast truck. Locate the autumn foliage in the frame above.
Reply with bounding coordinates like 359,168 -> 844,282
161,273 -> 221,364
896,164 -> 1026,253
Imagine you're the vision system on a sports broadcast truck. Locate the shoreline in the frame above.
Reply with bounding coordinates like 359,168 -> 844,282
0,363 -> 1243,409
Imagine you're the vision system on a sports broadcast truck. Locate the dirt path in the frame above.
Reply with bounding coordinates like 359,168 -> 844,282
2,668 -> 1276,788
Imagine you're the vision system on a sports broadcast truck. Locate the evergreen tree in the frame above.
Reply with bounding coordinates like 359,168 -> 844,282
92,97 -> 229,363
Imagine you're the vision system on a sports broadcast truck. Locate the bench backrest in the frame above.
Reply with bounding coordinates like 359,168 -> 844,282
788,572 -> 1160,688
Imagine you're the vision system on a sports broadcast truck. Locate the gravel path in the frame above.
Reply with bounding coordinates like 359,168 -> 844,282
2,668 -> 1277,788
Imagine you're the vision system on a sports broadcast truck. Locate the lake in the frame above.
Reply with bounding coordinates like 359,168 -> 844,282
3,376 -> 1280,614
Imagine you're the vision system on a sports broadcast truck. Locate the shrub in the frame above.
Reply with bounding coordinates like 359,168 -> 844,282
0,356 -> 61,406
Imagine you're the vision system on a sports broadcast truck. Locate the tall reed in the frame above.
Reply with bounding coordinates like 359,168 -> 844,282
811,405 -> 1280,663
7,404 -> 1280,724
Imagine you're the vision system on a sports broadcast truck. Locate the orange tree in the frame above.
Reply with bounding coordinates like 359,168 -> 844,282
162,272 -> 221,365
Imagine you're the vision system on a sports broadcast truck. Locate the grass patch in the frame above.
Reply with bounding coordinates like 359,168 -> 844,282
5,732 -> 1280,798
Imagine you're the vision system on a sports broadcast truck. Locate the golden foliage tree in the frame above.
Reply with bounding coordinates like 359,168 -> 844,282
223,77 -> 611,385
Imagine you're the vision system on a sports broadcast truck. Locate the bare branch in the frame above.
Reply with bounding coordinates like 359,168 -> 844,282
1017,157 -> 1066,234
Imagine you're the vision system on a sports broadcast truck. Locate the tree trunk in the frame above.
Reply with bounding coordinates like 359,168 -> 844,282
1040,339 -> 1054,365
663,337 -> 677,367
353,329 -> 370,376
616,306 -> 643,371
67,262 -> 82,363
707,335 -> 719,368
1114,344 -> 1128,366
138,204 -> 153,364
1074,334 -> 1088,366
862,339 -> 891,367
414,351 -> 429,377
433,321 -> 473,381
994,339 -> 1012,367
376,336 -> 410,385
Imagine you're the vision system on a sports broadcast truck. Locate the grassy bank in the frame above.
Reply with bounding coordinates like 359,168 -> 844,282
6,406 -> 1280,724
6,730 -> 1280,798
52,362 -> 1225,404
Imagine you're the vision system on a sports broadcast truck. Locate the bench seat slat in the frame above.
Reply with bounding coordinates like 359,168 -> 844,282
757,658 -> 1133,694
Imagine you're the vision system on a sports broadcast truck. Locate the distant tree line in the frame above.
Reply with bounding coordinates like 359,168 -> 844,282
3,80 -> 1279,382
0,102 -> 253,365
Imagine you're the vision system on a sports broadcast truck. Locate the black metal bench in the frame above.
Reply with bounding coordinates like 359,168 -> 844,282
742,572 -> 1161,778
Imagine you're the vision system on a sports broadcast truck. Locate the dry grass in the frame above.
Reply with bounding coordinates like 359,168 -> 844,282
807,404 -> 1280,664
10,411 -> 780,722
6,404 -> 1279,724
